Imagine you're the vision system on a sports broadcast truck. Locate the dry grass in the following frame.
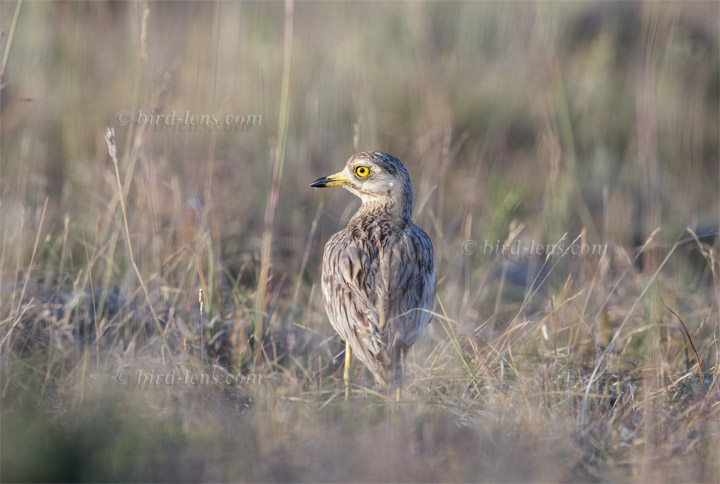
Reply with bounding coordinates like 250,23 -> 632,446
1,1 -> 719,482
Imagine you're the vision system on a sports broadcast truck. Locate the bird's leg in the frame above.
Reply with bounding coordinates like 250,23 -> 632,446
395,347 -> 404,402
343,340 -> 352,400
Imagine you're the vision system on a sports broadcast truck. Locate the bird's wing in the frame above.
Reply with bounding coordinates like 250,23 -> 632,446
380,224 -> 436,349
321,231 -> 388,364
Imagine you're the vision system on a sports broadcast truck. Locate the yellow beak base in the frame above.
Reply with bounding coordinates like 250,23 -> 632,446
309,171 -> 351,188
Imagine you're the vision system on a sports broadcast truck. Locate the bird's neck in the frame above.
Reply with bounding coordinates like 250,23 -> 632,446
350,176 -> 414,228
354,196 -> 412,228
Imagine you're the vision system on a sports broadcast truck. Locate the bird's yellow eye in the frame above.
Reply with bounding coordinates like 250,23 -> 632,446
354,166 -> 370,178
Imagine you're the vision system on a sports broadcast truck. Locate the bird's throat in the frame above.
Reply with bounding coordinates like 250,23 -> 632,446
355,199 -> 410,228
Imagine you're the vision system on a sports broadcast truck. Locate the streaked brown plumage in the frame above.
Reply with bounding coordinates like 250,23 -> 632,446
310,151 -> 436,394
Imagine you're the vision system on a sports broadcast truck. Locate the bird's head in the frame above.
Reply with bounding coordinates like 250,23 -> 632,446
310,151 -> 414,223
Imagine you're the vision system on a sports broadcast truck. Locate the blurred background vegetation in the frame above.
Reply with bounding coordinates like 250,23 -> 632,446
1,1 -> 718,482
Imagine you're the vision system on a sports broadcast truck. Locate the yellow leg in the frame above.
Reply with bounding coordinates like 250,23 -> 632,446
395,348 -> 405,402
343,341 -> 351,400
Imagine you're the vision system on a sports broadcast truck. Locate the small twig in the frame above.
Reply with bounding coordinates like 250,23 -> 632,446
254,0 -> 294,366
198,288 -> 205,363
436,294 -> 482,395
0,0 -> 23,89
104,127 -> 178,371
659,292 -> 702,376
290,199 -> 323,311
580,231 -> 679,420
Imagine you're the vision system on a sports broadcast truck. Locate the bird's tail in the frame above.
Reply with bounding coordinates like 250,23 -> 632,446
371,344 -> 406,392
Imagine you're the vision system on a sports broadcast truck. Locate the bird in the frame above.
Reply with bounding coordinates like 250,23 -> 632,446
310,151 -> 436,399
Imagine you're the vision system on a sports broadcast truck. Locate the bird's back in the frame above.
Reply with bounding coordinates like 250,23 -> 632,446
321,213 -> 436,388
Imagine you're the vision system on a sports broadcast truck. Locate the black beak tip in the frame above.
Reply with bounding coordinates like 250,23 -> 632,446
309,177 -> 327,188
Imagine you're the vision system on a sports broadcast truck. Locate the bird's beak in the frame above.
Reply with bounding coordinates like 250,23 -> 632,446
310,171 -> 351,188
